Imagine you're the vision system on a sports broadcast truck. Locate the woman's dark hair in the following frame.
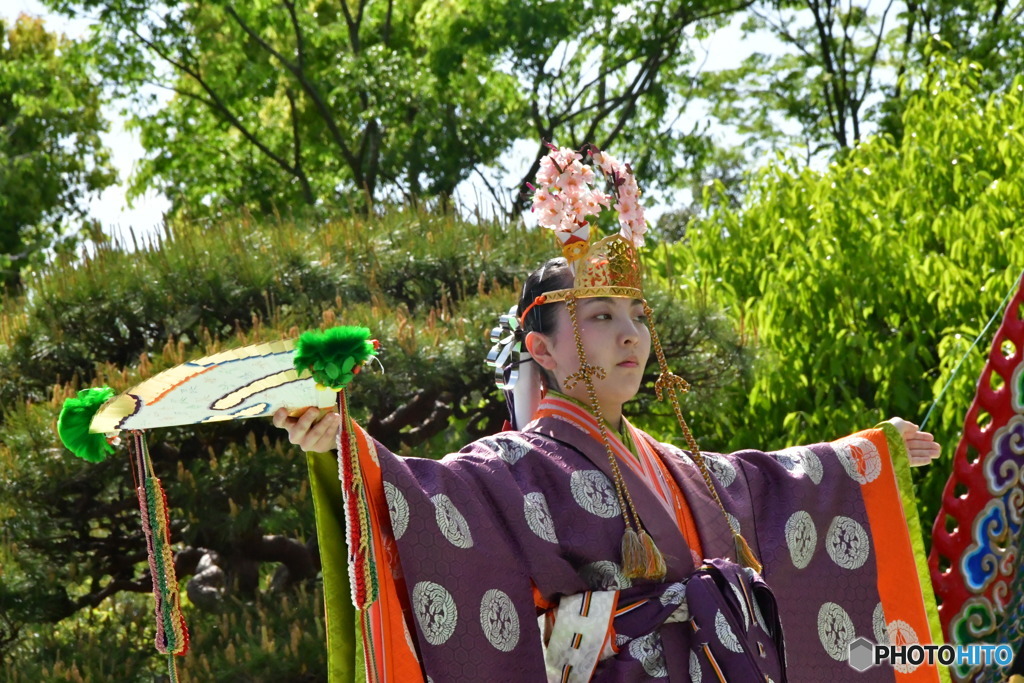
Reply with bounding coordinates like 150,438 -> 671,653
518,257 -> 573,335
518,257 -> 572,391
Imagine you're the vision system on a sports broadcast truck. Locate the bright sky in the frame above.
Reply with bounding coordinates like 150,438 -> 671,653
3,1 -> 780,243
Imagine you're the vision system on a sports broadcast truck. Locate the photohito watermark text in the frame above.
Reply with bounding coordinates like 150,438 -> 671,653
847,637 -> 1013,671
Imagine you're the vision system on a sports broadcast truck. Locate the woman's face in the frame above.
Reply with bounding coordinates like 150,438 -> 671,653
528,296 -> 651,414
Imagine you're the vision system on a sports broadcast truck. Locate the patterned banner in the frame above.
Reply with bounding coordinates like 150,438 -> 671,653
929,273 -> 1024,681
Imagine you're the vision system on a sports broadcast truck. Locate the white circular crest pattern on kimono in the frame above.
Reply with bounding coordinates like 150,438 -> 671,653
825,515 -> 870,570
580,561 -> 632,590
480,589 -> 520,652
664,443 -> 696,468
660,582 -> 687,607
523,492 -> 559,543
834,437 -> 882,484
729,581 -> 751,630
689,651 -> 702,683
714,610 -> 744,653
479,435 -> 531,465
887,620 -> 921,673
784,510 -> 817,569
412,581 -> 458,645
872,602 -> 889,645
817,602 -> 856,661
627,632 -> 668,677
430,494 -> 474,549
383,481 -> 409,540
570,470 -> 621,518
775,447 -> 824,485
702,454 -> 736,487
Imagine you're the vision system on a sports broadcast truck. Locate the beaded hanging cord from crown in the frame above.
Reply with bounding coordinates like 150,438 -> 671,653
643,302 -> 762,573
523,142 -> 762,578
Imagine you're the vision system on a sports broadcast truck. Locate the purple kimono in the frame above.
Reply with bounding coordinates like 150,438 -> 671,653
328,394 -> 942,682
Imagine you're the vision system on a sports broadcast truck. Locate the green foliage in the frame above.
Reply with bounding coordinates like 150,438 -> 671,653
41,0 -> 751,218
1,586 -> 329,682
43,0 -> 528,216
911,0 -> 1024,95
673,57 -> 1024,535
0,15 -> 115,290
701,0 -> 1024,164
176,586 -> 332,682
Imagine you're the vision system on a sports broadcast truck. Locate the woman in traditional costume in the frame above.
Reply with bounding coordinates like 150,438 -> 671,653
276,145 -> 945,682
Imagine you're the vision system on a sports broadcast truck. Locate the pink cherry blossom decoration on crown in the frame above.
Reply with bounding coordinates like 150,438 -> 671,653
527,142 -> 648,248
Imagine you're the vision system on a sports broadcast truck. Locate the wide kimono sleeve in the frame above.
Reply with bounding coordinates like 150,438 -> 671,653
313,416 -> 556,682
660,423 -> 949,683
307,448 -> 365,682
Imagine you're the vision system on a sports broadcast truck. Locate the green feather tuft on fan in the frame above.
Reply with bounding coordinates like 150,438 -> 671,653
58,387 -> 117,463
293,326 -> 377,390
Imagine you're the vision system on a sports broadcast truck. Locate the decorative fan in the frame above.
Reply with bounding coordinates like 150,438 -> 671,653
57,327 -> 377,681
930,273 -> 1024,681
91,338 -> 338,433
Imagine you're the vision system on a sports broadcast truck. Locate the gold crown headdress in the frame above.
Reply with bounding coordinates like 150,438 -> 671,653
521,144 -> 645,310
491,142 -> 762,581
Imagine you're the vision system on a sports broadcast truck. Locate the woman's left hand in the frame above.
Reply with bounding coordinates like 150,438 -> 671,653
273,406 -> 341,453
886,417 -> 941,466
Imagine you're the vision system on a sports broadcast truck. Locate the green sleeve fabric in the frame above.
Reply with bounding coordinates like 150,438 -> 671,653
878,421 -> 951,683
307,450 -> 364,683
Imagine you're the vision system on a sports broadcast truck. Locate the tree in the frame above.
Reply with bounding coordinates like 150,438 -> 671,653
38,0 -> 530,217
0,14 -> 115,290
893,0 -> 1024,95
667,56 -> 1024,535
42,0 -> 756,219
441,0 -> 757,213
700,0 -> 1024,162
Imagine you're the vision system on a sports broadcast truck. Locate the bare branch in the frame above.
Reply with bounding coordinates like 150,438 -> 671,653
225,5 -> 365,189
338,0 -> 360,52
857,0 -> 895,107
755,7 -> 819,62
471,166 -> 514,220
75,578 -> 149,610
282,0 -> 305,68
126,25 -> 303,180
383,0 -> 394,45
285,88 -> 315,204
806,0 -> 847,145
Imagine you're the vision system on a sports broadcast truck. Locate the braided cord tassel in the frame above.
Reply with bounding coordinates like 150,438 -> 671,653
643,301 -> 763,574
565,294 -> 666,580
130,432 -> 189,680
335,390 -> 379,609
335,390 -> 383,683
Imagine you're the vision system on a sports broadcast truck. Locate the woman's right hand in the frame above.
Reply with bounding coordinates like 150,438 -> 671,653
886,417 -> 941,466
273,406 -> 341,452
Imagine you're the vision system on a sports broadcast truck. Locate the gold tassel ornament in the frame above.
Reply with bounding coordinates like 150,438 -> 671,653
621,528 -> 648,579
640,529 -> 668,580
564,294 -> 668,581
644,301 -> 765,575
734,531 -> 763,574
